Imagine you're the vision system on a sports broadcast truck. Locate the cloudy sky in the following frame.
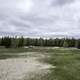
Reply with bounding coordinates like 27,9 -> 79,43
0,0 -> 80,38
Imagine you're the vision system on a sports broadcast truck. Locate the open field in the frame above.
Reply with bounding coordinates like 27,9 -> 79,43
0,47 -> 80,80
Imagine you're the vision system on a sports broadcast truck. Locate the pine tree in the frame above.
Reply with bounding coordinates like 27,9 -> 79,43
1,37 -> 11,48
75,39 -> 80,49
63,39 -> 68,48
18,37 -> 24,47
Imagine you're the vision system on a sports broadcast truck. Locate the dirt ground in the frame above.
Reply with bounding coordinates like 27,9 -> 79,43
0,52 -> 54,80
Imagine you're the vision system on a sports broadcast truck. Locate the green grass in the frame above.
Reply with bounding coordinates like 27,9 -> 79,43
0,48 -> 35,59
0,47 -> 50,54
23,47 -> 80,80
25,48 -> 80,80
42,48 -> 80,80
0,48 -> 32,54
0,47 -> 80,80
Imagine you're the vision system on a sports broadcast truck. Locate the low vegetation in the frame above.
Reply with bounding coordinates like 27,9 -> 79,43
41,48 -> 80,80
0,47 -> 80,80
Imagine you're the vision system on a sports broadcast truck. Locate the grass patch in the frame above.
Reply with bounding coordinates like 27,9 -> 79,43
0,47 -> 80,80
43,48 -> 80,80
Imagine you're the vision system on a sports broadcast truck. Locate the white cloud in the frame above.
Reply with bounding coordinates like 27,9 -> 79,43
0,0 -> 80,38
17,0 -> 33,13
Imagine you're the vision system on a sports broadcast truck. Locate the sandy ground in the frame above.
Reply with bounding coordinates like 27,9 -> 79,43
0,52 -> 54,80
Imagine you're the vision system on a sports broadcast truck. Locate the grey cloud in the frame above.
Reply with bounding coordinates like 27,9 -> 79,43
9,20 -> 31,28
20,15 -> 58,27
0,0 -> 79,38
52,0 -> 75,6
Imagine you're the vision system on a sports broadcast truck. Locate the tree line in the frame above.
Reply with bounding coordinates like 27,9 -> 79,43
0,36 -> 80,49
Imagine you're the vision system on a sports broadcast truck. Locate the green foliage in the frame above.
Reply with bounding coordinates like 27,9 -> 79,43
63,39 -> 68,48
0,36 -> 80,49
1,37 -> 11,48
18,37 -> 24,47
75,39 -> 80,49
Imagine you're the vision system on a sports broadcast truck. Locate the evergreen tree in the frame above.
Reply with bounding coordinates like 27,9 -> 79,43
18,37 -> 24,47
63,39 -> 68,48
1,37 -> 11,48
75,39 -> 80,49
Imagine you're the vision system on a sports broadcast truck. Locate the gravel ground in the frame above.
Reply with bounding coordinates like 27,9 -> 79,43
0,52 -> 54,80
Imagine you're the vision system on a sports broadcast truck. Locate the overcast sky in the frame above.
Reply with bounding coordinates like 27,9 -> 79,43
0,0 -> 80,38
